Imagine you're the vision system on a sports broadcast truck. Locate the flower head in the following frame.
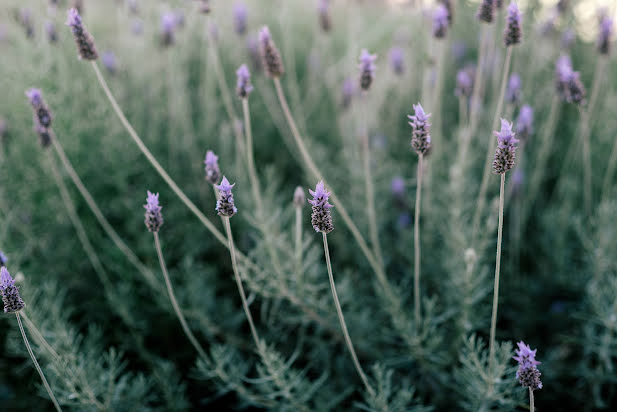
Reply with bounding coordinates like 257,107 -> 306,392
504,2 -> 522,46
492,119 -> 518,174
259,26 -> 284,78
204,150 -> 221,185
516,104 -> 534,141
477,0 -> 495,24
433,4 -> 449,39
0,251 -> 7,267
341,77 -> 355,109
318,0 -> 332,32
233,3 -> 247,35
514,341 -> 543,391
408,103 -> 432,155
455,68 -> 473,97
144,191 -> 163,233
505,72 -> 521,104
236,64 -> 254,98
308,181 -> 333,233
439,0 -> 454,26
598,14 -> 613,55
26,88 -> 53,129
160,13 -> 176,46
293,186 -> 305,208
215,177 -> 238,217
358,49 -> 377,91
0,267 -> 25,313
555,55 -> 573,100
565,70 -> 586,106
389,46 -> 404,75
66,8 -> 99,60
46,21 -> 58,43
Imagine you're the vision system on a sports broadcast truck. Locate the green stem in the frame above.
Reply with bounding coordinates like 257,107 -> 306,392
414,154 -> 424,325
468,25 -> 489,133
16,313 -> 62,412
529,388 -> 535,412
295,206 -> 303,283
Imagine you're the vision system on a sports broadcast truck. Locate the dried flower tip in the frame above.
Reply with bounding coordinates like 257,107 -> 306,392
358,49 -> 377,91
318,0 -> 332,32
102,51 -> 117,75
514,341 -> 543,391
433,4 -> 449,39
477,0 -> 495,24
504,2 -> 522,46
293,186 -> 305,207
505,72 -> 521,105
236,64 -> 254,98
0,267 -> 25,313
455,69 -> 473,97
26,88 -> 53,129
598,14 -> 613,55
389,47 -> 404,75
492,118 -> 519,174
233,3 -> 247,35
215,177 -> 238,217
516,104 -> 534,141
66,8 -> 98,60
204,150 -> 221,185
308,181 -> 333,233
259,26 -> 284,78
408,103 -> 432,155
160,13 -> 176,47
0,251 -> 7,267
439,0 -> 454,26
341,77 -> 354,109
144,191 -> 163,232
46,21 -> 58,43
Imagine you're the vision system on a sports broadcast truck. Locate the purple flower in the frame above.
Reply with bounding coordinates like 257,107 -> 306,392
513,341 -> 543,391
555,55 -> 572,100
236,64 -> 254,98
477,0 -> 495,24
341,77 -> 355,109
505,72 -> 521,105
204,150 -> 221,185
455,69 -> 473,98
259,26 -> 284,78
26,88 -> 53,129
408,103 -> 432,155
391,176 -> 405,198
160,13 -> 176,47
102,51 -> 117,75
318,0 -> 332,32
358,49 -> 377,91
66,8 -> 98,60
598,14 -> 613,55
233,3 -> 248,35
516,104 -> 534,141
0,267 -> 25,313
308,181 -> 333,233
46,21 -> 58,43
439,0 -> 454,26
504,2 -> 522,46
492,118 -> 518,174
144,191 -> 163,233
293,186 -> 305,207
0,250 -> 7,267
433,4 -> 449,39
389,46 -> 404,75
215,177 -> 238,217
565,70 -> 586,106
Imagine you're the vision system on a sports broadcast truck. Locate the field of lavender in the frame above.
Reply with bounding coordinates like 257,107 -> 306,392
1,0 -> 616,410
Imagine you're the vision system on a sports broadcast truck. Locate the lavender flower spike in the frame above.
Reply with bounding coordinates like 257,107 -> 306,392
439,0 -> 454,26
455,69 -> 473,97
204,150 -> 221,185
598,15 -> 613,55
408,103 -> 432,155
566,70 -> 586,106
358,49 -> 377,91
66,8 -> 98,60
144,191 -> 164,233
293,186 -> 305,208
233,3 -> 247,35
492,118 -> 519,174
259,26 -> 284,78
505,73 -> 521,105
514,341 -> 543,391
160,13 -> 176,47
555,55 -> 572,101
1,267 -> 25,313
433,4 -> 449,39
389,47 -> 404,75
0,250 -> 7,267
477,0 -> 495,24
341,77 -> 354,109
215,177 -> 238,217
26,88 -> 53,129
504,2 -> 522,47
236,64 -> 254,98
318,0 -> 332,32
516,104 -> 534,141
308,181 -> 333,233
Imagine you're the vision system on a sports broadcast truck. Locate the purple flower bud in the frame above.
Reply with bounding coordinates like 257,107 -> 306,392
144,191 -> 163,232
318,0 -> 332,32
204,150 -> 221,185
391,176 -> 405,198
598,14 -> 613,55
26,88 -> 53,129
34,122 -> 52,148
215,177 -> 238,217
293,186 -> 305,208
341,77 -> 354,109
358,49 -> 377,91
438,0 -> 454,26
308,181 -> 333,233
259,26 -> 284,78
513,341 -> 543,391
102,51 -> 117,75
516,104 -> 534,141
408,103 -> 432,155
19,9 -> 34,39
555,55 -> 572,100
505,72 -> 521,105
565,70 -> 586,106
233,3 -> 248,35
160,13 -> 176,47
0,267 -> 25,313
0,251 -> 7,267
46,21 -> 57,43
433,4 -> 449,39
504,2 -> 522,46
236,64 -> 254,98
389,46 -> 404,75
477,0 -> 495,24
66,8 -> 98,60
455,69 -> 473,98
492,118 -> 518,174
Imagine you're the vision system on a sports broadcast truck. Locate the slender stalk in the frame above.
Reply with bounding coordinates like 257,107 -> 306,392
580,107 -> 593,215
602,132 -> 617,201
242,98 -> 262,214
414,154 -> 424,325
529,388 -> 535,412
488,173 -> 506,381
459,95 -> 468,127
432,40 -> 447,156
16,313 -> 62,412
223,217 -> 261,348
153,233 -> 207,360
295,206 -> 303,281
469,25 -> 489,132
472,47 -> 513,243
322,233 -> 373,395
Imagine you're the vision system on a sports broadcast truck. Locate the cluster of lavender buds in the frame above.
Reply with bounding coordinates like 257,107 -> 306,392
1,267 -> 25,313
215,177 -> 237,218
477,0 -> 495,24
318,0 -> 331,32
492,119 -> 519,174
66,8 -> 98,60
308,181 -> 334,234
389,47 -> 404,75
341,77 -> 354,109
439,0 -> 453,26
160,13 -> 177,47
516,105 -> 534,141
565,70 -> 586,106
144,191 -> 163,233
18,8 -> 34,39
233,3 -> 247,35
598,14 -> 613,55
26,88 -> 53,148
293,186 -> 305,208
46,22 -> 57,43
259,26 -> 284,78
555,55 -> 572,100
204,150 -> 221,185
236,64 -> 254,98
408,103 -> 432,156
514,341 -> 543,391
505,73 -> 521,105
358,49 -> 377,91
504,2 -> 522,46
102,51 -> 117,75
433,4 -> 449,39
0,250 -> 7,267
455,68 -> 473,98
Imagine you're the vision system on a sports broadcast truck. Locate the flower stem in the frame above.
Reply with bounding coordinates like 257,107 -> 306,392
322,233 -> 373,396
16,313 -> 62,412
153,233 -> 207,360
242,98 -> 262,214
414,154 -> 424,325
488,173 -> 506,381
529,388 -> 535,412
468,25 -> 489,132
295,206 -> 303,282
223,217 -> 261,348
